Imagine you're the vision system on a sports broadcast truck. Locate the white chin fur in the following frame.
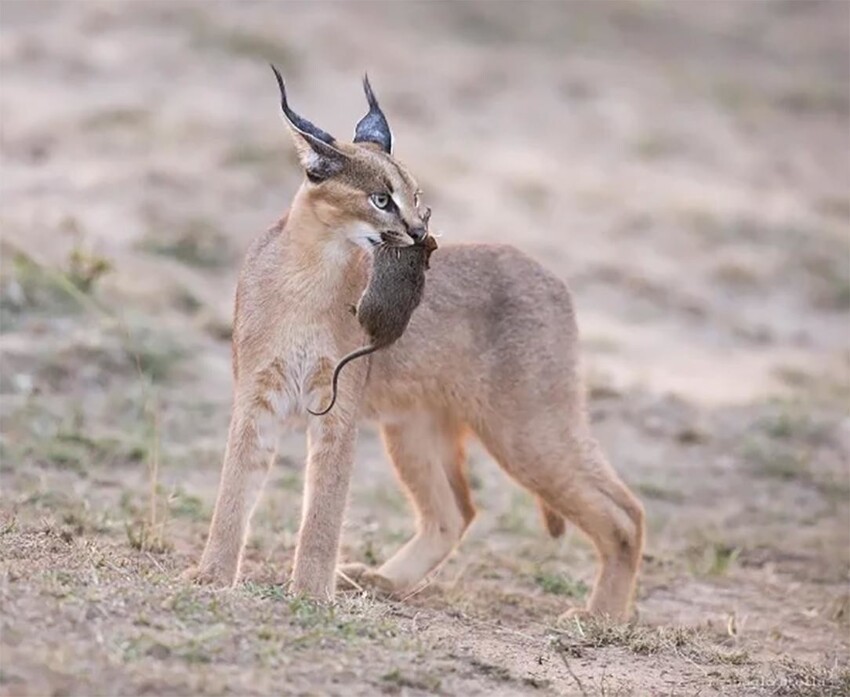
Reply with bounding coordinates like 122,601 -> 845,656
344,222 -> 382,251
351,234 -> 381,251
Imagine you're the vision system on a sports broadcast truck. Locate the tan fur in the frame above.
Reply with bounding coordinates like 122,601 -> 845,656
184,93 -> 644,621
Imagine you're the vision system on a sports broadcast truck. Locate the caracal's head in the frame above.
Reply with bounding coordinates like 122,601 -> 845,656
271,65 -> 431,249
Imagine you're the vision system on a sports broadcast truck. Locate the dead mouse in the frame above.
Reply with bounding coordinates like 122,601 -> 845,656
309,233 -> 438,416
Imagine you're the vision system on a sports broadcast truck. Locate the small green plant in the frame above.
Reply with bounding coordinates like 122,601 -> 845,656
66,246 -> 112,293
243,582 -> 288,602
703,544 -> 740,576
167,488 -> 206,520
125,406 -> 172,554
2,253 -> 76,325
361,539 -> 380,567
125,518 -> 172,554
686,539 -> 740,577
534,570 -> 588,598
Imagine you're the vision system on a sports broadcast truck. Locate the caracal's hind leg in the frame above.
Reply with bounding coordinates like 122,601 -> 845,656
340,411 -> 474,593
478,422 -> 644,622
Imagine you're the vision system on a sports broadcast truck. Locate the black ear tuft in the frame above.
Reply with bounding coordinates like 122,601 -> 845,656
353,73 -> 393,154
270,64 -> 347,180
270,64 -> 336,145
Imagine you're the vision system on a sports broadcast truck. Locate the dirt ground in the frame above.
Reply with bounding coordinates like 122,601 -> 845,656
1,1 -> 848,695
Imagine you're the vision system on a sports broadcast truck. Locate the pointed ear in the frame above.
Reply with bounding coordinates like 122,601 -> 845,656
270,64 -> 347,181
353,74 -> 393,154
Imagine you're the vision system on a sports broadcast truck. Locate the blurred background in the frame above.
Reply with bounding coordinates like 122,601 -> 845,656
1,2 -> 848,695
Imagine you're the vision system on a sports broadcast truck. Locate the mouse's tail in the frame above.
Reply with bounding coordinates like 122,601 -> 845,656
307,345 -> 378,417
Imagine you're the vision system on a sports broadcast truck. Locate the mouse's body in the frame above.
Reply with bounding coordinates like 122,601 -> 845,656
309,235 -> 438,416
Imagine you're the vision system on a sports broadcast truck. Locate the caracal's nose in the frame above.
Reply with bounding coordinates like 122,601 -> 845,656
408,225 -> 427,243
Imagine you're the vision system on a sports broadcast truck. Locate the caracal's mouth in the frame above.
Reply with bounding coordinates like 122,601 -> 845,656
379,231 -> 415,247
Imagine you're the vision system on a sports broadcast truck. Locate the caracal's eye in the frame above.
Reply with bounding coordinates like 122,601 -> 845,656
370,192 -> 391,210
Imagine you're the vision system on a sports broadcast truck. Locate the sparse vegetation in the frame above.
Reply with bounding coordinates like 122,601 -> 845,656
66,246 -> 113,293
130,329 -> 187,382
381,667 -> 443,693
138,217 -> 232,269
533,570 -> 588,598
553,617 -> 749,666
762,658 -> 850,697
496,490 -> 535,535
686,539 -> 741,577
6,404 -> 148,474
125,517 -> 172,553
740,400 -> 848,501
0,246 -> 111,329
168,488 -> 207,520
2,1 -> 848,694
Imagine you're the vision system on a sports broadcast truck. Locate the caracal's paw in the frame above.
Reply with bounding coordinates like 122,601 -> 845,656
290,568 -> 335,600
337,563 -> 398,596
180,563 -> 237,589
557,604 -> 635,626
557,606 -> 594,625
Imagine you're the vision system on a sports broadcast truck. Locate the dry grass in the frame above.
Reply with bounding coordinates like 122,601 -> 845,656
552,617 -> 749,666
2,1 -> 848,694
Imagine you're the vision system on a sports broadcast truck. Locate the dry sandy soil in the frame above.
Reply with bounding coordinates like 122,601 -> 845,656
1,1 -> 848,695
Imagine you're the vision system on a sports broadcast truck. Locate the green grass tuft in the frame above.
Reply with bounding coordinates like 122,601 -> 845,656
534,570 -> 589,598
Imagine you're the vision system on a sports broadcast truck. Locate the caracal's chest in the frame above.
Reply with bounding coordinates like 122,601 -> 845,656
251,325 -> 338,441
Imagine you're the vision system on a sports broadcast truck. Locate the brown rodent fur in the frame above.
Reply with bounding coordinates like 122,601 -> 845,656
309,233 -> 438,416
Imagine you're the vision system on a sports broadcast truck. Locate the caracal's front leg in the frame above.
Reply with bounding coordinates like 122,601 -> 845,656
290,406 -> 358,599
290,355 -> 364,599
184,403 -> 275,587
